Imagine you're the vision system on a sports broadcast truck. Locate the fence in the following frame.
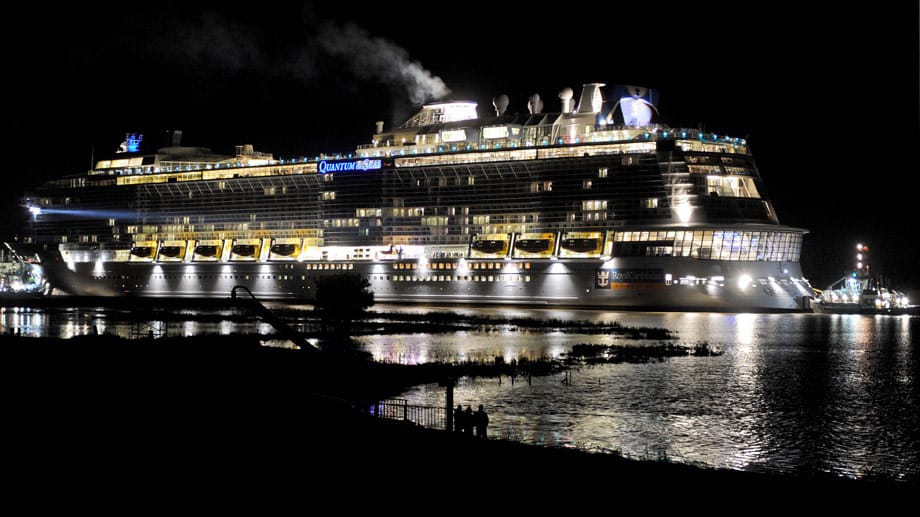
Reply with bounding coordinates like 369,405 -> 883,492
372,399 -> 446,430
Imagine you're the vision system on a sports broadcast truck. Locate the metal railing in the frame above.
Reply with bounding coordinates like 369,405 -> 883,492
372,399 -> 445,430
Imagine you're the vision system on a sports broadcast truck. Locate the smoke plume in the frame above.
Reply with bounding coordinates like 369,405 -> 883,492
315,21 -> 451,104
160,10 -> 449,106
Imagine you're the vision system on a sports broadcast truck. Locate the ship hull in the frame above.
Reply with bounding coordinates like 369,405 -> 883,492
43,255 -> 812,312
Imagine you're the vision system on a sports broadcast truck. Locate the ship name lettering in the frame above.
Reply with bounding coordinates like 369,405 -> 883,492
608,269 -> 664,282
319,158 -> 382,174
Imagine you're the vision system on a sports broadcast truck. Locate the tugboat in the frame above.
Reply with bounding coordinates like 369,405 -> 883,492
0,242 -> 50,297
813,243 -> 915,314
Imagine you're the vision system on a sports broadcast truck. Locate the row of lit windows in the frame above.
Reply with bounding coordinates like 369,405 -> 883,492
582,200 -> 607,211
614,230 -> 802,261
388,207 -> 427,217
322,218 -> 361,227
112,163 -> 316,185
101,273 -> 531,283
97,274 -> 307,281
392,274 -> 531,283
382,141 -> 664,167
393,262 -> 532,270
305,263 -> 355,270
421,216 -> 449,226
356,208 -> 383,217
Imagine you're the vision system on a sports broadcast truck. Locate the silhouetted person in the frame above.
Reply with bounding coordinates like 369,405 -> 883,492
474,404 -> 489,439
453,404 -> 464,433
463,406 -> 474,436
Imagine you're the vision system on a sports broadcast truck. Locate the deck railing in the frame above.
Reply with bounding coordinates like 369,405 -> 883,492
371,399 -> 445,430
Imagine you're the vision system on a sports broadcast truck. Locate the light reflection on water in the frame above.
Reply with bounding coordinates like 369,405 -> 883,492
362,330 -> 579,365
0,306 -> 277,338
1,303 -> 917,481
375,308 -> 919,481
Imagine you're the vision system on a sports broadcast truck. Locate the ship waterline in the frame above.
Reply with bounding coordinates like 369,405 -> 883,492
24,82 -> 814,310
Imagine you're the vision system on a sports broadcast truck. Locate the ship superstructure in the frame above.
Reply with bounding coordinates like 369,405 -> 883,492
23,83 -> 814,310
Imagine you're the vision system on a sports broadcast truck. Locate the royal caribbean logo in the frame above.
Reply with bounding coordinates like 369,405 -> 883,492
597,269 -> 664,289
318,158 -> 383,174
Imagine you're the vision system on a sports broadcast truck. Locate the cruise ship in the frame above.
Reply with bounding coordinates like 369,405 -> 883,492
22,82 -> 815,310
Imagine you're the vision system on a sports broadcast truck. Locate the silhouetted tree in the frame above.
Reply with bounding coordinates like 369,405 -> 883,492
313,273 -> 374,335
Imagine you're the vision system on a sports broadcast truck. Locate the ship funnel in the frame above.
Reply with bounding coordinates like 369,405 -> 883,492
558,87 -> 574,113
527,93 -> 544,114
577,83 -> 605,114
375,121 -> 384,134
492,94 -> 510,116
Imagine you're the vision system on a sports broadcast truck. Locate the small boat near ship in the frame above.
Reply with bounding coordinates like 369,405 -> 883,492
0,242 -> 50,296
813,243 -> 917,315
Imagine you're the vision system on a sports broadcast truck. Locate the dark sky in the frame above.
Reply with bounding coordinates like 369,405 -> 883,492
5,2 -> 919,294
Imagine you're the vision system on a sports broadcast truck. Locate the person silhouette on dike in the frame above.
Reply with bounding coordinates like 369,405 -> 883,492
453,404 -> 464,433
474,404 -> 489,439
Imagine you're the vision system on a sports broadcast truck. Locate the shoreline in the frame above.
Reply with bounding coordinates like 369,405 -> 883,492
0,294 -> 813,314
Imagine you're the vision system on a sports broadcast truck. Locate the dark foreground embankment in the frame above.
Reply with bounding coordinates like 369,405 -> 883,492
2,334 -> 913,510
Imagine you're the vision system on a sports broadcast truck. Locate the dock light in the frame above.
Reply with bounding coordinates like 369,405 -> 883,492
738,274 -> 752,289
28,206 -> 42,216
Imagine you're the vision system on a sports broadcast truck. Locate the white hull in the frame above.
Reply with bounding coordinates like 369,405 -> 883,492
44,254 -> 813,312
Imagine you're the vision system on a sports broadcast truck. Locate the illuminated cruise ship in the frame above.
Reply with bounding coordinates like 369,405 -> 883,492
23,83 -> 815,310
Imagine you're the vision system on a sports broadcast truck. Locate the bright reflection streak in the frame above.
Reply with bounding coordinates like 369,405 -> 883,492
183,321 -> 197,337
219,320 -> 233,335
735,313 -> 755,348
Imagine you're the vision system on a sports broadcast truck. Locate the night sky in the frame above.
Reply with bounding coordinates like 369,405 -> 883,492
5,2 -> 918,295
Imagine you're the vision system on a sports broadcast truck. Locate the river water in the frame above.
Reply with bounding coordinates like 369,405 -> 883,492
368,308 -> 919,482
2,304 -> 917,481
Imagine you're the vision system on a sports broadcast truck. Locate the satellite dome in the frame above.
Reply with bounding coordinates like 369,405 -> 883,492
492,94 -> 510,116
